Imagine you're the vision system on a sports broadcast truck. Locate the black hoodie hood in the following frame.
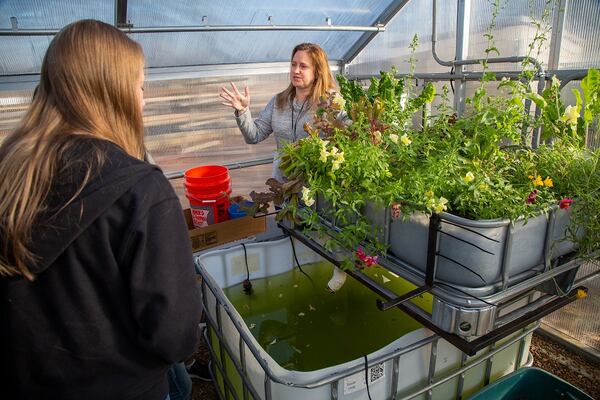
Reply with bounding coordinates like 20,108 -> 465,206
26,137 -> 158,275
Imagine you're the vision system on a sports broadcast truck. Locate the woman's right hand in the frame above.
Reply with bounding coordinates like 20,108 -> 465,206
219,82 -> 250,112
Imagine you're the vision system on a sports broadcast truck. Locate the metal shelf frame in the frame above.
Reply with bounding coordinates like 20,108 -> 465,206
277,220 -> 590,356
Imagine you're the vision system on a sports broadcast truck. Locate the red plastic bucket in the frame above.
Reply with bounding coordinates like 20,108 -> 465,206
184,165 -> 231,228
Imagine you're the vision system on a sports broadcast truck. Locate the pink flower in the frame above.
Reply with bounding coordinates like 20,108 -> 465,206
559,198 -> 574,209
526,189 -> 538,204
356,247 -> 366,261
363,255 -> 378,267
355,247 -> 378,268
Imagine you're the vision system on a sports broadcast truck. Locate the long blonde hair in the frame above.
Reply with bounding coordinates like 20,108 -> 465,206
276,43 -> 335,110
0,19 -> 145,280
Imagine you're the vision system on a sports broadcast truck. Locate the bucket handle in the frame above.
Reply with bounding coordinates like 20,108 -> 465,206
187,191 -> 229,204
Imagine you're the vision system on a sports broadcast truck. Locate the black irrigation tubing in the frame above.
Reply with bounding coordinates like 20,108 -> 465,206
288,235 -> 315,285
363,355 -> 373,400
440,219 -> 502,242
241,243 -> 253,295
437,230 -> 496,255
435,253 -> 487,284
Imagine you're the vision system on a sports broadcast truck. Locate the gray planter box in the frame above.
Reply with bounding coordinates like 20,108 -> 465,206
314,194 -> 581,295
366,205 -> 581,294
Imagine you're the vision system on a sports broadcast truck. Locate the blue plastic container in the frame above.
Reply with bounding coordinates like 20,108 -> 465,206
228,201 -> 252,219
468,367 -> 593,400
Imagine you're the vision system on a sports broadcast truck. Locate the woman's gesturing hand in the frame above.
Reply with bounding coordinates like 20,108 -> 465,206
219,82 -> 250,112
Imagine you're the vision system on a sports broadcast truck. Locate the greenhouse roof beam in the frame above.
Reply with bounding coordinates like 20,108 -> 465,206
114,0 -> 131,29
341,0 -> 411,68
431,0 -> 544,78
0,24 -> 384,37
548,0 -> 568,71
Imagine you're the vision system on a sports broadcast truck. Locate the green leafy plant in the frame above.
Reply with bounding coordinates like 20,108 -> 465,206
259,1 -> 600,269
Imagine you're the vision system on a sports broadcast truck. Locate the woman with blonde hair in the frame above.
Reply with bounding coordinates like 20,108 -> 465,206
0,19 -> 201,400
219,42 -> 347,181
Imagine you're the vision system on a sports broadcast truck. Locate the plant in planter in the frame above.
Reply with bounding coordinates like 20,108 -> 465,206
276,77 -> 599,285
255,5 -> 600,290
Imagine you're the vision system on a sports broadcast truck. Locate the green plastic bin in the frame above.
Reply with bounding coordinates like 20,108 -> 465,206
468,367 -> 593,400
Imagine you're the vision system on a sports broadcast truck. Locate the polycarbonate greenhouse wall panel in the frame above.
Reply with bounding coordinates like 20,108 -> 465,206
559,0 -> 600,69
0,0 -> 396,73
127,0 -> 392,27
131,31 -> 363,68
543,261 -> 600,351
0,36 -> 52,75
467,0 -> 551,72
347,0 -> 458,76
142,71 -> 289,168
126,0 -> 395,66
0,0 -> 113,29
0,0 -> 113,75
0,69 -> 292,200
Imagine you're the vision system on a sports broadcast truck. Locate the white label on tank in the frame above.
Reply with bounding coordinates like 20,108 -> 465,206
342,363 -> 385,395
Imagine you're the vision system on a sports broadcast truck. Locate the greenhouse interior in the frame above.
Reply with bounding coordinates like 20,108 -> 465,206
1,0 -> 599,399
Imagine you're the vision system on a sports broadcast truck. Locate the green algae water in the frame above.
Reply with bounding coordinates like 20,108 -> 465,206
223,261 -> 433,371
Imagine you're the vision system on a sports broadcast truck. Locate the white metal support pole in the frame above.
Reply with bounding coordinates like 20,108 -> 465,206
548,0 -> 569,71
454,0 -> 471,116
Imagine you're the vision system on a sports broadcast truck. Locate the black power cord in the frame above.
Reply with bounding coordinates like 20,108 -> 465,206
364,355 -> 373,400
241,243 -> 253,295
288,235 -> 314,285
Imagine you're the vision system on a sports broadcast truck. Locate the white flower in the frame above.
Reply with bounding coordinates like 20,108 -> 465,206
301,186 -> 315,207
463,171 -> 475,183
389,133 -> 399,144
561,105 -> 579,125
400,133 -> 412,146
373,130 -> 382,141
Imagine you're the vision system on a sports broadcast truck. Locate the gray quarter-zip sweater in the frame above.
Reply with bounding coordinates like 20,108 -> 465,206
235,94 -> 348,181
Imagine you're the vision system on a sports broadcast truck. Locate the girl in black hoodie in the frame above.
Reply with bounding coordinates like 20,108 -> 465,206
0,19 -> 202,400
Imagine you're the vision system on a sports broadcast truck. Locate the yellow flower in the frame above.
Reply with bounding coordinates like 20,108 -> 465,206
479,183 -> 488,190
551,76 -> 561,87
331,150 -> 344,171
319,147 -> 329,162
433,197 -> 448,213
533,175 -> 544,187
400,133 -> 412,146
301,186 -> 315,207
389,133 -> 399,144
543,176 -> 553,187
332,93 -> 346,110
528,175 -> 534,180
561,105 -> 579,125
463,171 -> 475,183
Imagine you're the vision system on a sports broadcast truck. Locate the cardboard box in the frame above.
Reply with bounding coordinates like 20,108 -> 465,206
183,208 -> 266,252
